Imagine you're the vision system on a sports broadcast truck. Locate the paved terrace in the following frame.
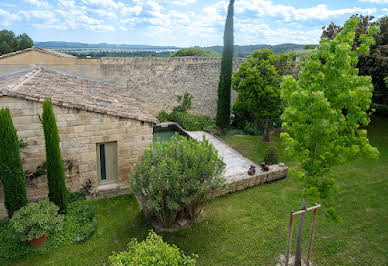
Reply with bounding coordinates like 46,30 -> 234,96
186,131 -> 288,196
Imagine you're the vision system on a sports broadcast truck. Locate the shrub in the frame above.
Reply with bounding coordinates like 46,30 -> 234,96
264,146 -> 279,165
10,200 -> 64,242
242,121 -> 262,136
109,231 -> 197,265
157,111 -> 169,122
170,46 -> 220,57
68,189 -> 86,203
169,111 -> 216,131
173,93 -> 192,113
130,134 -> 225,228
41,98 -> 68,213
0,200 -> 97,261
160,93 -> 216,131
0,108 -> 28,218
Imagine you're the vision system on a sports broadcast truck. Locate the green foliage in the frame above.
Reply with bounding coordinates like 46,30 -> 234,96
264,146 -> 279,165
358,16 -> 388,105
10,200 -> 64,241
321,15 -> 387,105
130,134 -> 225,228
216,0 -> 234,129
41,99 -> 68,213
68,189 -> 87,203
157,111 -> 170,123
232,49 -> 290,140
168,111 -> 215,131
280,17 -> 380,217
173,92 -> 192,113
0,108 -> 28,218
109,231 -> 197,265
0,199 -> 97,261
0,30 -> 33,55
304,44 -> 317,50
171,46 -> 220,57
158,93 -> 216,131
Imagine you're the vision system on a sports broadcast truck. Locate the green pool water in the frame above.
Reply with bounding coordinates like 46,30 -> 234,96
153,130 -> 178,143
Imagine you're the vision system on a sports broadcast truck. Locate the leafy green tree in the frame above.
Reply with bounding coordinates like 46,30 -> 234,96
16,33 -> 34,50
41,99 -> 68,213
0,30 -> 33,55
358,16 -> 388,105
232,49 -> 293,141
281,18 -> 379,265
321,15 -> 387,105
0,108 -> 28,218
171,47 -> 220,57
216,0 -> 234,129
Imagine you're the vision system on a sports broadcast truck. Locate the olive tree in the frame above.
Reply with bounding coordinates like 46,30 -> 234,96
280,18 -> 379,265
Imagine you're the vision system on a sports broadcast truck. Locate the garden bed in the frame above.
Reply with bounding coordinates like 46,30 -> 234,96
0,199 -> 97,261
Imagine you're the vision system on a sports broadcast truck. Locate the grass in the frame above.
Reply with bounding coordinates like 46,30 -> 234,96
10,116 -> 388,265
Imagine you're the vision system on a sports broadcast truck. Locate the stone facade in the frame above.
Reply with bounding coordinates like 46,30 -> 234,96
0,97 -> 153,218
0,48 -> 245,117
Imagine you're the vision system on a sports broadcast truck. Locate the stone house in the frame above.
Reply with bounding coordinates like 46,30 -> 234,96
0,67 -> 157,218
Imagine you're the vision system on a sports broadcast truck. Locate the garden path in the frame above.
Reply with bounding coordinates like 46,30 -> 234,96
186,131 -> 288,194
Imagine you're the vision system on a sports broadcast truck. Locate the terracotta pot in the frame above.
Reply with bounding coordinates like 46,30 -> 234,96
29,234 -> 48,248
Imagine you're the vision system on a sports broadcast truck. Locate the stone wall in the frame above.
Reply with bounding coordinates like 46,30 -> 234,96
0,55 -> 245,118
0,96 -> 153,218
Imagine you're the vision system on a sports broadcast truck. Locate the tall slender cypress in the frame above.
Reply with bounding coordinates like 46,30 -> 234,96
41,99 -> 68,213
216,0 -> 234,129
0,108 -> 28,218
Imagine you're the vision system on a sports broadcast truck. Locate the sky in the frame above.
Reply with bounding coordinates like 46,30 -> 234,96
0,0 -> 387,47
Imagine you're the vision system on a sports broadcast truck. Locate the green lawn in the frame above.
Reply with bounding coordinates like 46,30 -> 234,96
12,116 -> 388,265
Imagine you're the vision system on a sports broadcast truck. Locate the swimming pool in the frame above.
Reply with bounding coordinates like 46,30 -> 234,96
153,122 -> 189,143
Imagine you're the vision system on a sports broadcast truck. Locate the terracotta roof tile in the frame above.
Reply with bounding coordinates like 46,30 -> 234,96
0,67 -> 157,123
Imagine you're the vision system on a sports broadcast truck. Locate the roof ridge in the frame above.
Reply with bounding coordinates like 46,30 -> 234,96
0,46 -> 75,59
41,67 -> 123,88
12,67 -> 41,91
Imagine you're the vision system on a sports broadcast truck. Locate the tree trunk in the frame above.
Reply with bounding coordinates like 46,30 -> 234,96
294,197 -> 307,266
262,117 -> 270,142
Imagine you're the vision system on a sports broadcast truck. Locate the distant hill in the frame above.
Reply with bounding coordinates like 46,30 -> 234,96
34,41 -> 314,57
205,43 -> 307,57
35,41 -> 179,50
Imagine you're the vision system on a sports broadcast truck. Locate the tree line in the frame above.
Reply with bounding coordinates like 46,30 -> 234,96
0,30 -> 33,56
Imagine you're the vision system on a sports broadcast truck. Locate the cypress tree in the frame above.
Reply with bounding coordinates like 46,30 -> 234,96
0,108 -> 28,218
41,99 -> 68,213
216,0 -> 234,129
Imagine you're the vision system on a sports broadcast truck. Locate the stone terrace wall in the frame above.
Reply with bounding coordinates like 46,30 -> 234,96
0,57 -> 245,118
0,96 -> 153,218
98,57 -> 245,117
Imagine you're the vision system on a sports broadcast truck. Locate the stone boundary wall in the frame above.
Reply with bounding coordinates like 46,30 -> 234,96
0,57 -> 246,118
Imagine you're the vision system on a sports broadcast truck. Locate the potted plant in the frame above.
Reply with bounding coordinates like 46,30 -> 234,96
10,200 -> 63,248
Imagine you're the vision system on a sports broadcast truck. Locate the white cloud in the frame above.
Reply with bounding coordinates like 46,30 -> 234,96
24,0 -> 50,8
0,8 -> 21,26
236,0 -> 376,21
90,9 -> 117,19
171,0 -> 197,5
359,0 -> 388,3
235,21 -> 322,44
